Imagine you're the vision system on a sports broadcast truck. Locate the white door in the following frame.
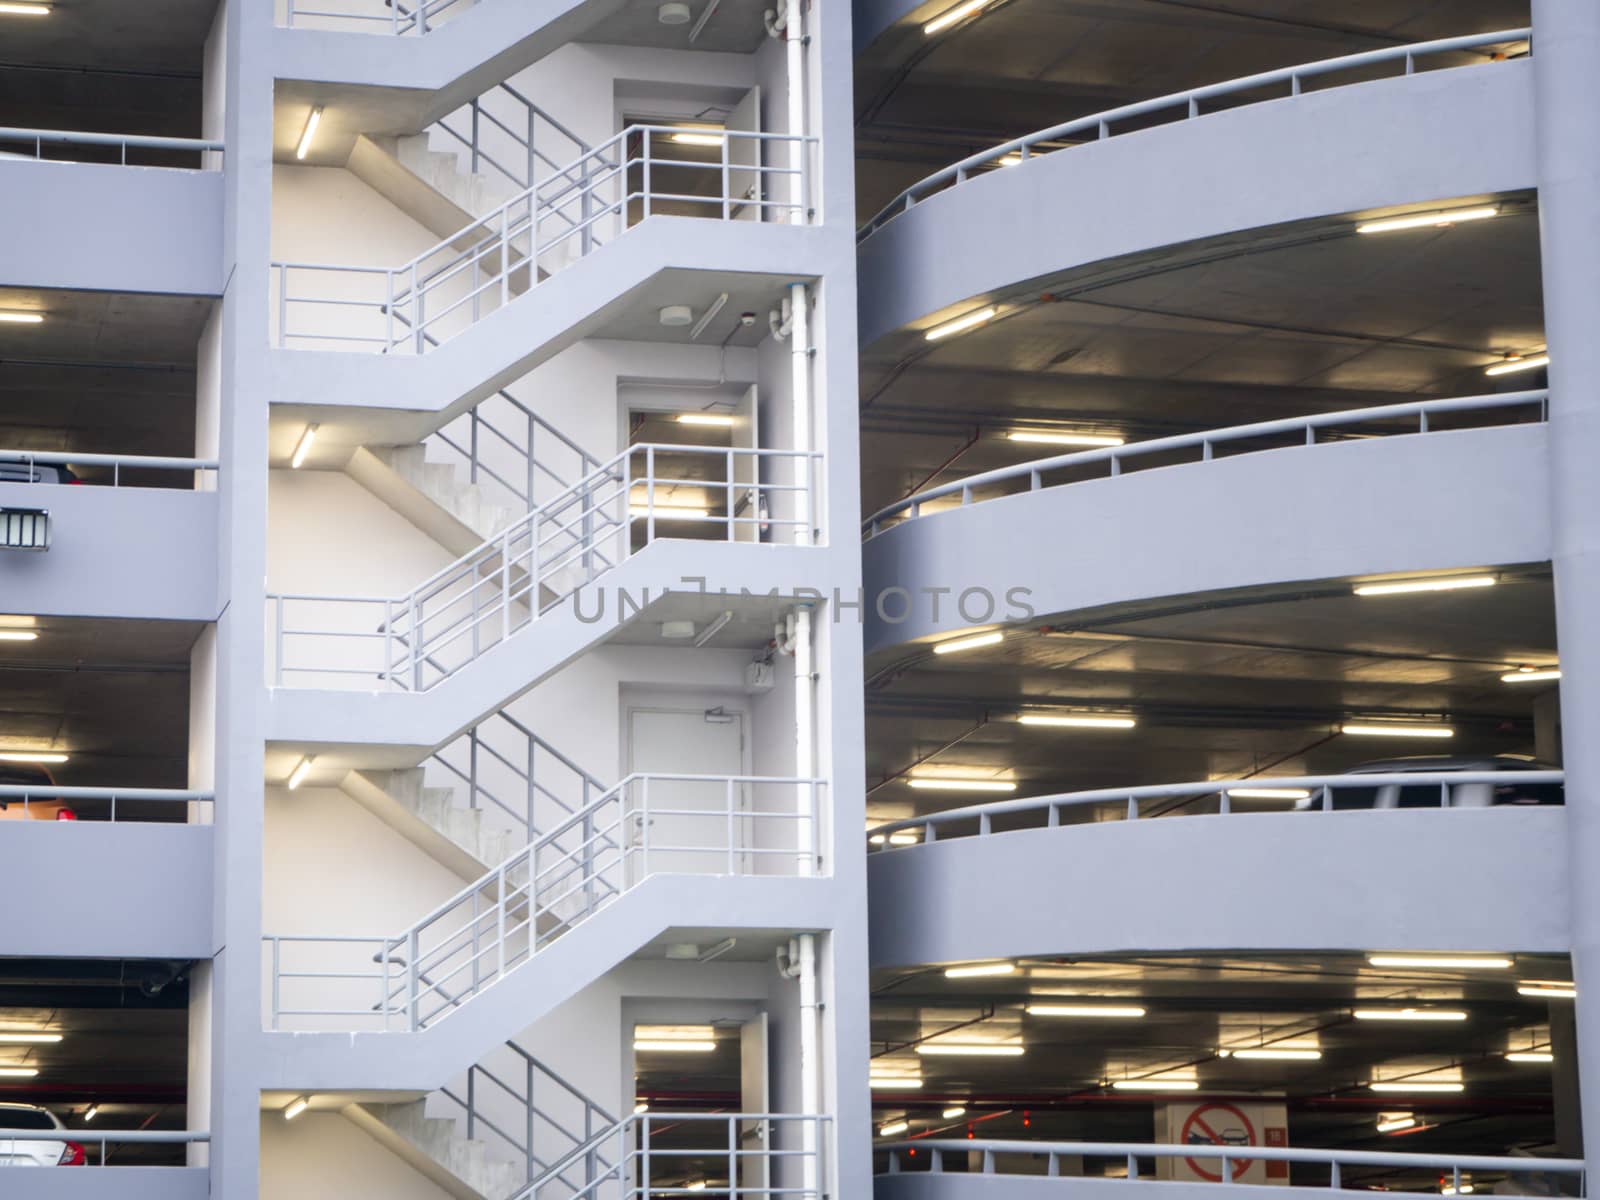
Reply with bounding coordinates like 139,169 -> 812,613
726,86 -> 763,221
626,707 -> 747,877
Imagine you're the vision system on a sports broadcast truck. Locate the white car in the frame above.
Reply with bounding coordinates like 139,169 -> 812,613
0,1102 -> 84,1166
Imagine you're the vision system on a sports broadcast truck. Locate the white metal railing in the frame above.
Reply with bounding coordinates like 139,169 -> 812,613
520,1111 -> 831,1200
0,1129 -> 210,1166
265,773 -> 826,1031
433,82 -> 591,196
0,127 -> 223,169
858,28 -> 1531,241
272,125 -> 813,354
863,390 -> 1547,538
283,0 -> 470,34
431,712 -> 607,845
0,449 -> 219,488
268,443 -> 820,691
0,784 -> 214,823
878,1140 -> 1583,1194
866,771 -> 1564,850
429,387 -> 603,516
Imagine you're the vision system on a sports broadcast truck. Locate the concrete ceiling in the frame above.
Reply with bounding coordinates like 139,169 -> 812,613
870,950 -> 1568,1172
865,568 -> 1556,823
578,0 -> 771,54
854,0 -> 1531,220
859,195 -> 1543,519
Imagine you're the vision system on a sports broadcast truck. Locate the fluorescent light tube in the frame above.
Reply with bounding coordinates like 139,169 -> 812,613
0,631 -> 39,641
870,1077 -> 922,1089
1354,575 -> 1496,596
942,1106 -> 967,1119
1442,1186 -> 1474,1196
629,504 -> 709,519
670,131 -> 724,146
0,311 -> 45,323
1112,1078 -> 1198,1091
286,757 -> 314,790
1228,1048 -> 1323,1061
1027,1004 -> 1146,1018
1519,984 -> 1577,999
1340,723 -> 1455,739
634,1040 -> 716,1052
675,413 -> 735,426
0,1067 -> 40,1078
933,631 -> 1003,655
916,1044 -> 1024,1057
869,832 -> 920,846
907,778 -> 1015,792
1367,955 -> 1513,970
0,4 -> 51,14
1503,668 -> 1560,683
685,1182 -> 707,1192
0,751 -> 67,764
1006,431 -> 1126,448
295,106 -> 323,160
878,1120 -> 909,1136
634,1102 -> 649,1113
1353,1009 -> 1468,1021
1506,1051 -> 1554,1063
283,1096 -> 310,1120
1369,1082 -> 1465,1093
945,962 -> 1015,978
1355,206 -> 1498,235
924,306 -> 997,341
0,1033 -> 61,1044
1227,787 -> 1312,801
1018,713 -> 1136,729
1485,353 -> 1549,377
1376,1114 -> 1416,1133
83,1104 -> 98,1122
923,0 -> 994,34
290,424 -> 318,469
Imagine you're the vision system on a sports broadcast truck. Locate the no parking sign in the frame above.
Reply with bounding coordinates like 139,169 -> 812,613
1156,1099 -> 1289,1184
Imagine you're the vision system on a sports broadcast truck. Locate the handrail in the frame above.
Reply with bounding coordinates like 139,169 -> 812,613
433,83 -> 592,196
0,1128 -> 211,1168
284,0 -> 468,35
867,770 -> 1564,846
0,784 -> 214,823
879,1139 -> 1583,1190
858,28 -> 1530,241
863,390 -> 1547,537
0,126 -> 223,170
0,448 -> 220,487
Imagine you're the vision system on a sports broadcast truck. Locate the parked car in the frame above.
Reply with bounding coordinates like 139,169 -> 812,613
0,1103 -> 84,1166
1332,755 -> 1563,810
0,459 -> 79,485
0,763 -> 75,821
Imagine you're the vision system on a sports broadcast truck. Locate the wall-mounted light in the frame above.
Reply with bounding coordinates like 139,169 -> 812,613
286,756 -> 314,790
295,106 -> 324,161
634,1040 -> 716,1052
1485,353 -> 1549,377
290,424 -> 319,469
0,310 -> 45,323
1353,575 -> 1495,597
0,4 -> 51,14
932,630 -> 1002,655
869,1076 -> 923,1090
628,503 -> 709,519
283,1096 -> 310,1121
869,832 -> 920,846
924,306 -> 997,342
922,0 -> 995,35
1355,206 -> 1498,235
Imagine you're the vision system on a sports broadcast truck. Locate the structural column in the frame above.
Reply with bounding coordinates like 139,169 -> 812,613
1534,0 -> 1600,1154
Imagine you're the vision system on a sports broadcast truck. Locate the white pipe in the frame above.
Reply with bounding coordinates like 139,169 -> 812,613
789,282 -> 811,547
784,0 -> 807,224
796,932 -> 820,1197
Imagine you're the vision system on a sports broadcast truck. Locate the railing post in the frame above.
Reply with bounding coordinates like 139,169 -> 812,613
471,100 -> 481,174
271,939 -> 281,1031
409,592 -> 423,691
1222,1154 -> 1233,1183
1329,1159 -> 1341,1189
642,128 -> 652,223
467,1069 -> 476,1140
273,595 -> 285,685
408,927 -> 421,1030
727,776 -> 736,875
722,130 -> 731,220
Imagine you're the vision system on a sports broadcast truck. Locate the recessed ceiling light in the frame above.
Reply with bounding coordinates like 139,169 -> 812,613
907,778 -> 1016,792
1485,353 -> 1549,377
0,310 -> 45,323
932,630 -> 1002,655
915,1043 -> 1024,1057
1353,575 -> 1496,596
1006,430 -> 1125,448
0,751 -> 67,764
1017,712 -> 1136,729
944,962 -> 1015,978
924,306 -> 997,341
922,0 -> 995,35
1353,1009 -> 1468,1022
1502,667 -> 1560,683
1340,723 -> 1455,739
1355,206 -> 1498,234
1366,954 -> 1513,970
1027,1004 -> 1146,1018
295,106 -> 323,161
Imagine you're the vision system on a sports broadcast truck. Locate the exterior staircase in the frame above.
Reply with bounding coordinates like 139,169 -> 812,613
346,1099 -> 522,1200
342,767 -> 516,883
348,444 -> 515,558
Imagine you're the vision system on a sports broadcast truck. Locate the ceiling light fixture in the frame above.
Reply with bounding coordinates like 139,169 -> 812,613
942,1106 -> 967,1119
1518,983 -> 1577,999
1502,667 -> 1561,684
1353,1009 -> 1468,1022
290,424 -> 319,469
83,1104 -> 98,1122
0,1067 -> 40,1078
670,128 -> 725,147
1227,1048 -> 1323,1061
657,1 -> 691,22
634,1040 -> 717,1052
1005,431 -> 1126,448
1485,353 -> 1549,377
1026,1004 -> 1146,1018
0,751 -> 67,764
286,756 -> 314,790
1369,1081 -> 1465,1094
0,630 -> 39,641
924,306 -> 997,341
1340,723 -> 1455,739
907,778 -> 1016,792
1366,955 -> 1513,970
879,1120 -> 909,1137
295,106 -> 323,161
1506,1051 -> 1554,1064
1111,1078 -> 1199,1091
944,962 -> 1016,978
1017,712 -> 1136,729
932,630 -> 1003,655
0,3 -> 51,14
915,1043 -> 1025,1057
685,1182 -> 707,1193
1442,1185 -> 1474,1196
628,504 -> 710,519
1353,575 -> 1496,597
1226,787 -> 1312,801
1354,206 -> 1499,235
0,310 -> 45,323
869,832 -> 920,846
634,1102 -> 649,1113
0,1033 -> 62,1044
922,0 -> 995,35
869,1074 -> 923,1090
1376,1113 -> 1416,1134
283,1096 -> 310,1121
675,413 -> 735,426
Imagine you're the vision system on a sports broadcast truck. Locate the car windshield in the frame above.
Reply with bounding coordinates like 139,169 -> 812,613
0,1109 -> 55,1130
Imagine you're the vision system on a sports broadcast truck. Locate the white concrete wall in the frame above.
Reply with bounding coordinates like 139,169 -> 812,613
260,1110 -> 455,1200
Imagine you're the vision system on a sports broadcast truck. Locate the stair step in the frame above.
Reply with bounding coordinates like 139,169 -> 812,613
362,1100 -> 523,1200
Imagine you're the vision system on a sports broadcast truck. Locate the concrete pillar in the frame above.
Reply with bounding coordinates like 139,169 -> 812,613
1533,0 -> 1600,1152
